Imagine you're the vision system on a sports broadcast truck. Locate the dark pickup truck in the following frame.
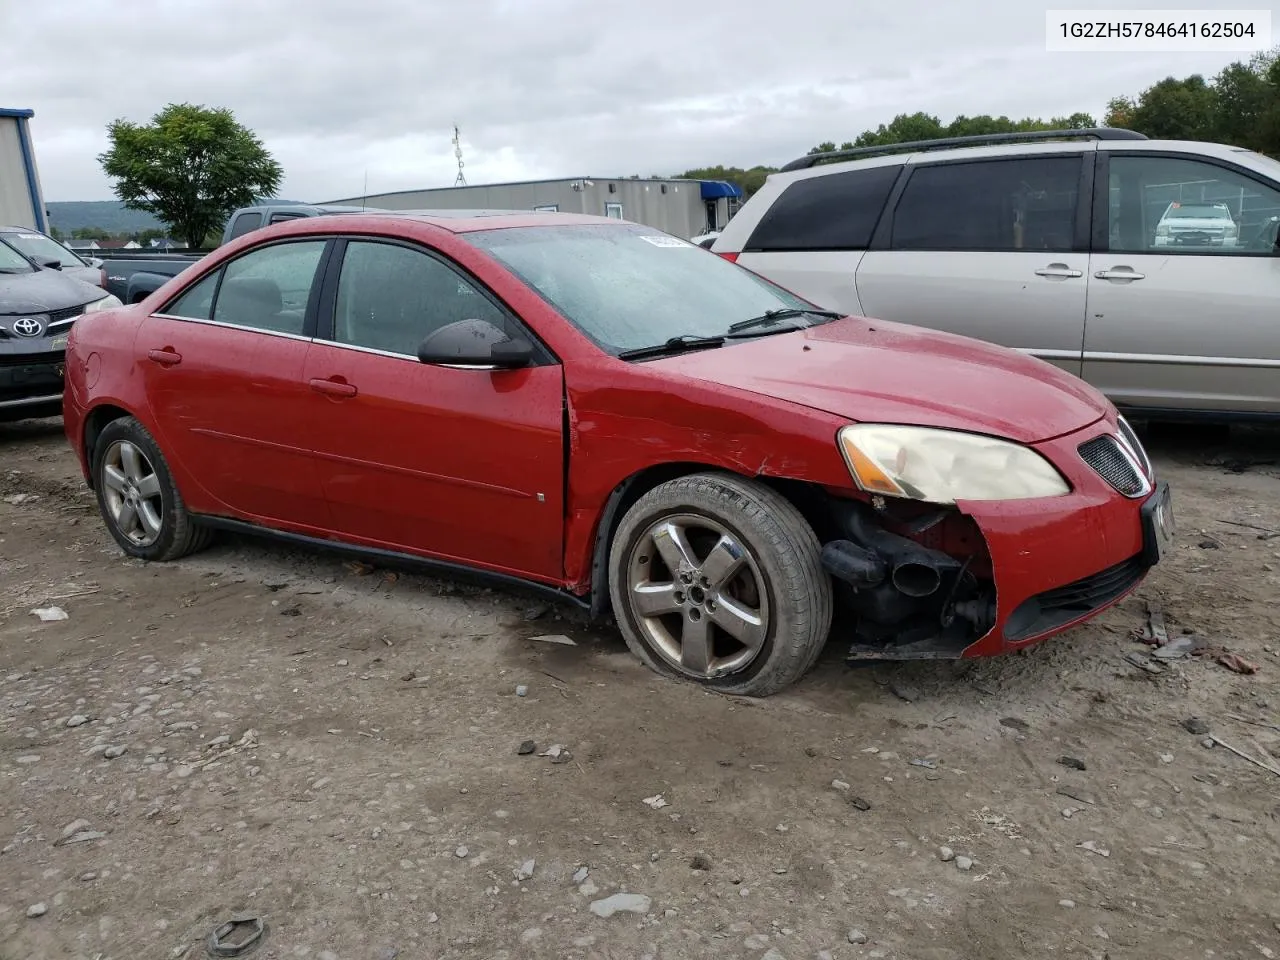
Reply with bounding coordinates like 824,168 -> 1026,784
99,204 -> 371,303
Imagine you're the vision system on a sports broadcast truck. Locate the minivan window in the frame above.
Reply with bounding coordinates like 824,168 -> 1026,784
891,157 -> 1081,253
746,165 -> 900,251
1108,155 -> 1280,254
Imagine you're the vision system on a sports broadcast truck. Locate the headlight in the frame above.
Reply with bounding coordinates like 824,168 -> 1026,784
837,424 -> 1071,504
83,293 -> 122,313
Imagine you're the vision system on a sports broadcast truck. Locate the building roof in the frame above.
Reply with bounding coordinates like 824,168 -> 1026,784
320,175 -> 710,205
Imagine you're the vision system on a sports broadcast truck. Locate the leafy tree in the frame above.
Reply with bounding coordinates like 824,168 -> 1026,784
810,111 -> 1099,155
99,103 -> 283,250
136,227 -> 167,245
678,164 -> 778,198
72,226 -> 111,240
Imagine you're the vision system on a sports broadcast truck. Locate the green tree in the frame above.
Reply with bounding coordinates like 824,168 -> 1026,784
811,111 -> 1099,156
136,227 -> 167,245
678,165 -> 778,198
72,226 -> 110,240
99,103 -> 283,250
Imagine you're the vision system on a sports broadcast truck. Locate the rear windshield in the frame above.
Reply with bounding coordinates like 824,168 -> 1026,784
467,223 -> 816,354
0,231 -> 87,267
1165,203 -> 1232,219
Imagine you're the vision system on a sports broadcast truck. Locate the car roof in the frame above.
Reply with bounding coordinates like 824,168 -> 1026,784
279,210 -> 627,233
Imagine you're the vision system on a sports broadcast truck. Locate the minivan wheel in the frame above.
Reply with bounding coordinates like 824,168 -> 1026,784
608,472 -> 832,697
92,417 -> 213,561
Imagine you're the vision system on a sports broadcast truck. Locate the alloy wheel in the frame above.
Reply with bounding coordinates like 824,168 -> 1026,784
101,440 -> 164,547
625,513 -> 770,679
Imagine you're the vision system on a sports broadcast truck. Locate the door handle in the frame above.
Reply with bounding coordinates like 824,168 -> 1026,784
1094,268 -> 1146,282
147,348 -> 182,366
309,377 -> 357,398
1034,263 -> 1083,279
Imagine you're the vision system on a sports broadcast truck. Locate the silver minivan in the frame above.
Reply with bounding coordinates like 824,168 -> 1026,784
712,129 -> 1280,420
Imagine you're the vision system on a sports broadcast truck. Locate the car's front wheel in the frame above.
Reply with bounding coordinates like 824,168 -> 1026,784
92,417 -> 212,562
608,472 -> 832,697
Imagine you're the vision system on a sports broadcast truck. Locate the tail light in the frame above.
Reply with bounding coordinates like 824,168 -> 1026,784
99,268 -> 108,288
717,251 -> 739,263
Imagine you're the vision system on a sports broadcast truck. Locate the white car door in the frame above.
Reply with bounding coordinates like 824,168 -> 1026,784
855,153 -> 1091,377
1084,151 -> 1280,415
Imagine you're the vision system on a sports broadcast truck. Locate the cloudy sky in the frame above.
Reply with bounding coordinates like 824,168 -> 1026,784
3,0 -> 1275,202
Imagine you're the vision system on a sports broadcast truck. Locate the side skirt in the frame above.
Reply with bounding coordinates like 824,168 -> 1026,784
194,515 -> 591,612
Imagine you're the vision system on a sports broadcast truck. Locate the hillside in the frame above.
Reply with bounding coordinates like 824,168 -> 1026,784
46,201 -> 164,236
45,199 -> 307,237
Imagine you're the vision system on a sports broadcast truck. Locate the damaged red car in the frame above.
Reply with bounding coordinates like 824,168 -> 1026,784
63,212 -> 1173,696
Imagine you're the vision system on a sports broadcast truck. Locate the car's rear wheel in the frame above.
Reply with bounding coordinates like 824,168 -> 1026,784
92,417 -> 212,561
608,472 -> 832,697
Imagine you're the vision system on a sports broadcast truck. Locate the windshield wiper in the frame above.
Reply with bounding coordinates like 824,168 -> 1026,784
728,307 -> 844,334
617,334 -> 726,361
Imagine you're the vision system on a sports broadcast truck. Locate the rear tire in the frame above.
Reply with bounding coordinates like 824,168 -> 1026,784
92,417 -> 212,561
608,472 -> 832,697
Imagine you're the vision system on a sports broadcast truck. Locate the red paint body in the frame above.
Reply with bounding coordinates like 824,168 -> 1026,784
64,213 -> 1156,659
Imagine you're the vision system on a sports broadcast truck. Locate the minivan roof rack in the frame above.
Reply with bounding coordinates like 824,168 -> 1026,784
779,128 -> 1148,172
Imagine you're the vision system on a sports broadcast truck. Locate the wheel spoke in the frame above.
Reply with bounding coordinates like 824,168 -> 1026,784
651,521 -> 697,576
115,501 -> 138,536
631,582 -> 682,618
680,613 -> 712,675
102,464 -> 129,494
136,473 -> 162,499
711,596 -> 767,653
138,502 -> 163,539
700,535 -> 746,589
119,442 -> 145,482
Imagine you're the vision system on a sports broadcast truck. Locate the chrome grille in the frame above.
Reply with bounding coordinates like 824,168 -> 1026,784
47,305 -> 85,324
1116,415 -> 1152,479
1079,435 -> 1147,497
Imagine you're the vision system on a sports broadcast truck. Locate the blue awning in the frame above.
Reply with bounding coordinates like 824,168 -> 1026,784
699,180 -> 743,200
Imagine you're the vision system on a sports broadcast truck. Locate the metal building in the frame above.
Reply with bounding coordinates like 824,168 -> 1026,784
321,177 -> 743,239
0,108 -> 47,231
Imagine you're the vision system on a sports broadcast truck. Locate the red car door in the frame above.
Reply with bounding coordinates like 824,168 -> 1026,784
137,239 -> 333,529
301,238 -> 565,582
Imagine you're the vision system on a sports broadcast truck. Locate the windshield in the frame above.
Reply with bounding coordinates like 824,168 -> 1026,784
1166,204 -> 1232,220
0,239 -> 35,273
1,231 -> 87,267
467,223 -> 823,354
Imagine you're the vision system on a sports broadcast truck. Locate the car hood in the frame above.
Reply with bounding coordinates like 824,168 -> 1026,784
651,318 -> 1109,444
0,269 -> 103,315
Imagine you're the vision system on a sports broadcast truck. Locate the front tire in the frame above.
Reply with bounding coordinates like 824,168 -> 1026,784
608,472 -> 832,697
92,417 -> 212,561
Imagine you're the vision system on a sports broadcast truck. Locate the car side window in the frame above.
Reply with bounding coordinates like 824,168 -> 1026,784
745,164 -> 900,251
333,241 -> 512,356
211,240 -> 326,336
228,212 -> 263,239
891,157 -> 1081,253
1107,155 -> 1280,255
163,270 -> 220,320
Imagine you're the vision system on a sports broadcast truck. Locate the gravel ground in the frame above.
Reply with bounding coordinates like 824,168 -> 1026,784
1,416 -> 1279,960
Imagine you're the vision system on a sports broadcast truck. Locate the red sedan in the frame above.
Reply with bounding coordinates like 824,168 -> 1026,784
63,212 -> 1173,696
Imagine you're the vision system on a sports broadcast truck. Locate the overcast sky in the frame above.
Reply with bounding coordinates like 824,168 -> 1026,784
3,0 -> 1276,202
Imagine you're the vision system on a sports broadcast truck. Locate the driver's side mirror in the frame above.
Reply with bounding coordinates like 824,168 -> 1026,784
39,258 -> 62,271
417,318 -> 535,369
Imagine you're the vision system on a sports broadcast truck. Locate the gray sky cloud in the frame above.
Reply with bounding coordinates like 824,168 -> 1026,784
3,0 -> 1273,201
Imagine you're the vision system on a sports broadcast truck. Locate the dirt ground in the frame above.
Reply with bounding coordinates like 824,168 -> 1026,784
1,416 -> 1279,960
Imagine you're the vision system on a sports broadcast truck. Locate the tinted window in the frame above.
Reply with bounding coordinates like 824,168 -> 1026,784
163,271 -> 219,320
746,165 -> 900,251
333,241 -> 512,356
211,241 -> 326,335
270,212 -> 307,224
228,212 -> 263,239
891,157 -> 1081,252
468,223 -> 816,354
1108,155 -> 1280,254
